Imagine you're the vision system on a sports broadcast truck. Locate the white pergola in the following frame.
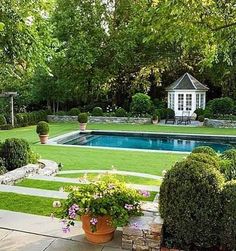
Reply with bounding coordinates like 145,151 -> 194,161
166,73 -> 209,117
0,92 -> 18,127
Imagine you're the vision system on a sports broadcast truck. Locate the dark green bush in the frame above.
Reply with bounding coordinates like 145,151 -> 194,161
165,108 -> 175,119
194,108 -> 205,117
203,108 -> 213,119
152,114 -> 158,121
0,157 -> 6,175
220,149 -> 236,181
187,153 -> 220,169
211,97 -> 234,116
198,115 -> 205,122
0,124 -> 13,130
16,113 -> 29,127
0,114 -> 6,125
68,108 -> 80,116
92,107 -> 103,116
115,107 -> 127,117
36,121 -> 49,135
159,160 -> 224,250
55,111 -> 67,116
78,113 -> 88,123
1,138 -> 30,171
156,108 -> 167,120
130,93 -> 152,116
192,146 -> 217,157
220,181 -> 236,251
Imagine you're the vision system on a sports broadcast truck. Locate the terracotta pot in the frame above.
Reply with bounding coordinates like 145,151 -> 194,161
152,120 -> 158,124
39,134 -> 49,144
81,215 -> 116,244
80,123 -> 87,131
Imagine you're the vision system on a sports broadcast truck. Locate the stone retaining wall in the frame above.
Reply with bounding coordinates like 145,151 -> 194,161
122,202 -> 163,251
204,118 -> 236,128
0,159 -> 58,185
47,115 -> 151,124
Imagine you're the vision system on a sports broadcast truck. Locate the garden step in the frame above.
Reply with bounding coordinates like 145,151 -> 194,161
0,184 -> 68,199
28,175 -> 160,192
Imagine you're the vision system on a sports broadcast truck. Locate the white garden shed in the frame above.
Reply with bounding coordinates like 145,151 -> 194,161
166,73 -> 209,117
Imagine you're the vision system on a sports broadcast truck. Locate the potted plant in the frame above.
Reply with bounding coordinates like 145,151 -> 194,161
78,113 -> 88,131
36,121 -> 49,144
152,114 -> 158,124
61,175 -> 146,244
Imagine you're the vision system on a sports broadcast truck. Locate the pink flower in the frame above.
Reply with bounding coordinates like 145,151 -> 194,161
139,190 -> 150,197
90,218 -> 98,225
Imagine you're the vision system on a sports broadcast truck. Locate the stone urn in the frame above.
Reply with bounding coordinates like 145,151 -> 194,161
81,215 -> 116,244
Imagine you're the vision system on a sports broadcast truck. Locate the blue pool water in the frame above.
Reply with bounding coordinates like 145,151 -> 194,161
63,133 -> 233,153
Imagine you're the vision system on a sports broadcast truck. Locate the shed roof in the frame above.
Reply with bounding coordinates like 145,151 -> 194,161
166,73 -> 209,91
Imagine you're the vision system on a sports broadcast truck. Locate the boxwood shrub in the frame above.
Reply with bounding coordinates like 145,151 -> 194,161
220,181 -> 236,251
68,108 -> 80,116
220,149 -> 236,181
1,138 -> 30,171
192,146 -> 217,157
159,160 -> 224,250
92,107 -> 103,116
130,93 -> 152,116
115,107 -> 127,117
187,153 -> 220,170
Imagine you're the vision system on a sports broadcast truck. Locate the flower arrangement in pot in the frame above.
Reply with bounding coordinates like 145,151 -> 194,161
61,175 -> 145,244
152,114 -> 158,124
36,121 -> 49,144
78,113 -> 88,131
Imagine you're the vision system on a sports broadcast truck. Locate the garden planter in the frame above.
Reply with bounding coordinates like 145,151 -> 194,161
39,135 -> 49,144
152,120 -> 158,124
81,215 -> 116,244
80,123 -> 87,131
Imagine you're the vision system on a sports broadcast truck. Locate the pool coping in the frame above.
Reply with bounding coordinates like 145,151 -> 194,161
45,130 -> 236,154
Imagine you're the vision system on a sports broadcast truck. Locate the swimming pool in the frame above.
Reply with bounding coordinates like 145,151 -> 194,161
56,131 -> 235,153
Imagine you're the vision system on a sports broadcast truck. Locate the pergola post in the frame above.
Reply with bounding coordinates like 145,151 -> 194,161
0,92 -> 18,127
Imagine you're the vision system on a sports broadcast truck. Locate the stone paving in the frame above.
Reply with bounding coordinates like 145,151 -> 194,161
0,210 -> 123,251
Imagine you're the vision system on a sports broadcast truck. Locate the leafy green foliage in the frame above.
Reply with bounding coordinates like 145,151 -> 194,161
210,97 -> 235,116
159,160 -> 224,250
61,175 -> 143,231
130,93 -> 152,116
220,149 -> 236,181
36,121 -> 49,135
115,108 -> 127,117
198,115 -> 205,122
220,181 -> 236,251
192,146 -> 217,157
187,153 -> 220,170
1,138 -> 30,171
68,108 -> 81,116
0,114 -> 6,125
165,108 -> 175,119
78,113 -> 88,123
92,107 -> 103,116
0,157 -> 6,175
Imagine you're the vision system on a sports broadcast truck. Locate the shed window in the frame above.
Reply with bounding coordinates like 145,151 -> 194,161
169,93 -> 175,110
200,94 -> 204,108
196,94 -> 200,109
178,94 -> 184,111
186,94 -> 192,111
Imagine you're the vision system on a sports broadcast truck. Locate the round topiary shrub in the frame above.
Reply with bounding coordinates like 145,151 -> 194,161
92,107 -> 103,116
220,181 -> 236,251
159,160 -> 224,250
187,153 -> 220,170
115,107 -> 127,117
36,121 -> 49,135
0,115 -> 7,125
211,97 -> 234,116
1,138 -> 30,171
198,115 -> 205,122
130,93 -> 152,116
192,146 -> 217,157
68,108 -> 81,116
78,113 -> 88,123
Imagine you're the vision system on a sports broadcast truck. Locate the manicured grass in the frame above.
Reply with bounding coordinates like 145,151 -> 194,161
0,192 -> 62,216
88,123 -> 236,135
56,173 -> 162,186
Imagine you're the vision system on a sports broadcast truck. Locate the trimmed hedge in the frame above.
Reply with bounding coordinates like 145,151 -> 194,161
15,110 -> 47,127
68,108 -> 80,116
187,153 -> 220,170
36,121 -> 49,135
115,107 -> 127,117
1,138 -> 30,171
159,160 -> 224,250
78,113 -> 88,123
92,107 -> 103,116
220,181 -> 236,251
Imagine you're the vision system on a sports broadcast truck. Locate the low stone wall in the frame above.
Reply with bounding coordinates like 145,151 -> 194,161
204,118 -> 236,128
0,159 -> 58,185
122,202 -> 163,251
47,115 -> 151,124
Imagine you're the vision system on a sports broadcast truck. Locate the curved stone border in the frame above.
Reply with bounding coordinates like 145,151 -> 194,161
0,159 -> 58,185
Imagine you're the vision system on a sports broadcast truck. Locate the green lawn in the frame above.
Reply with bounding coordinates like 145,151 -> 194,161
56,173 -> 162,186
0,192 -> 62,216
